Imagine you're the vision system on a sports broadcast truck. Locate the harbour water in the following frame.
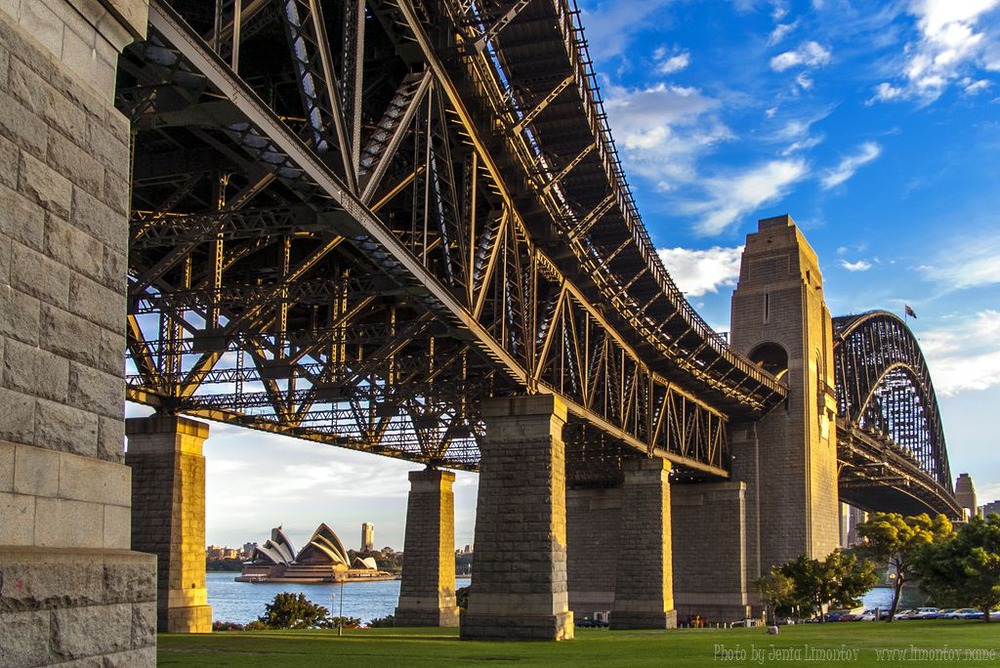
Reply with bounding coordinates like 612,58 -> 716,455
208,572 -> 471,624
209,572 -> 922,625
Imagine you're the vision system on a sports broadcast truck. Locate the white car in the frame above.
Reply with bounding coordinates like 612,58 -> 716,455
909,607 -> 940,619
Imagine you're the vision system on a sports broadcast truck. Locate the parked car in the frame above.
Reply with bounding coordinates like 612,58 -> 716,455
893,609 -> 916,620
928,608 -> 955,619
908,607 -> 940,619
858,609 -> 891,621
943,608 -> 980,619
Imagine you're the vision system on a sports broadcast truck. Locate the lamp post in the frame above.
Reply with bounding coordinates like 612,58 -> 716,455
339,579 -> 345,637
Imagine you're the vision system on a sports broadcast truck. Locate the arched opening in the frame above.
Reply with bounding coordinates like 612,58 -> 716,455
749,342 -> 789,380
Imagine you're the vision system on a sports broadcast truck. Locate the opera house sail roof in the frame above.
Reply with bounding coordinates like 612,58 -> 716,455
239,523 -> 389,583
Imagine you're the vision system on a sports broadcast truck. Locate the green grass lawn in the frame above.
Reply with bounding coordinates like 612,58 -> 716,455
159,620 -> 1000,667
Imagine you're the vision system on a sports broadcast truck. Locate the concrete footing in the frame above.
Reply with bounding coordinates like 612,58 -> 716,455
395,468 -> 460,627
126,415 -> 212,633
461,395 -> 574,640
610,458 -> 677,630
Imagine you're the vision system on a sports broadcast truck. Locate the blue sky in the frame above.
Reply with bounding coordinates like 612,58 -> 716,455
166,0 -> 1000,551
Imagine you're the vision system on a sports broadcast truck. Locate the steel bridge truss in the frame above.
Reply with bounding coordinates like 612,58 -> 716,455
833,311 -> 959,517
120,0 -> 786,478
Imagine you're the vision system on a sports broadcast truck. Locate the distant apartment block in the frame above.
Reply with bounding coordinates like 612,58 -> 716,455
362,522 -> 375,552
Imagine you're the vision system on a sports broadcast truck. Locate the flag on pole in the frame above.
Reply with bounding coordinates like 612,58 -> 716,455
905,304 -> 917,319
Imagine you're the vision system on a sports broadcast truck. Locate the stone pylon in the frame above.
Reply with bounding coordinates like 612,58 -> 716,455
461,395 -> 574,640
126,415 -> 213,633
395,468 -> 460,627
729,215 -> 840,579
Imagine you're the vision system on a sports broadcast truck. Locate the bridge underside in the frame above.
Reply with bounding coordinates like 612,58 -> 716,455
121,0 -> 787,482
838,422 -> 961,518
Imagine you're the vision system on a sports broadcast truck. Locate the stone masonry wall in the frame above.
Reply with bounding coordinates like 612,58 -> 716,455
611,458 -> 676,629
566,485 -> 621,617
0,1 -> 156,665
672,482 -> 750,624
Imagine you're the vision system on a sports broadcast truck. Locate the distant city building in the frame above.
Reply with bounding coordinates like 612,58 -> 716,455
981,500 -> 1000,518
361,522 -> 374,552
956,473 -> 977,520
839,503 -> 868,548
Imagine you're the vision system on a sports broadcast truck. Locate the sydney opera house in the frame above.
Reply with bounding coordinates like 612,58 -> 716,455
238,524 -> 390,583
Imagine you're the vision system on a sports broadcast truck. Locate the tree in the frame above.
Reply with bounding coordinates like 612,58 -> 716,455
916,515 -> 1000,622
856,512 -> 953,622
258,592 -> 331,629
779,550 -> 877,622
752,569 -> 794,625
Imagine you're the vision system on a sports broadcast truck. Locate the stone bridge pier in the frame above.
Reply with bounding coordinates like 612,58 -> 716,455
0,1 -> 157,665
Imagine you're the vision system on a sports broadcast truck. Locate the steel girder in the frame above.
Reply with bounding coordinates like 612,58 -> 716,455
119,0 -> 785,476
833,310 -> 957,516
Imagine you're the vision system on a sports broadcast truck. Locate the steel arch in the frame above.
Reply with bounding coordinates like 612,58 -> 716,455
833,310 -> 952,491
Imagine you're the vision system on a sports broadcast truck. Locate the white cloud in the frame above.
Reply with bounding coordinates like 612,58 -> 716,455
795,72 -> 814,90
840,259 -> 873,271
871,0 -> 1000,103
919,310 -> 1000,395
770,41 -> 832,71
658,50 -> 691,74
769,22 -> 798,46
604,82 -> 732,190
683,158 -> 809,235
921,235 -> 1000,289
964,78 -> 992,93
657,245 -> 744,297
820,141 -> 882,189
580,0 -> 676,59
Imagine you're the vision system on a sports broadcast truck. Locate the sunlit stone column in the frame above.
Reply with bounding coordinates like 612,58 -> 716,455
611,458 -> 677,629
126,415 -> 212,633
395,467 -> 460,627
461,395 -> 574,641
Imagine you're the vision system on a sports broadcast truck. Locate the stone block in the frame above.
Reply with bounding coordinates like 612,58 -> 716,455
14,441 -> 61,497
35,397 -> 99,457
132,603 -> 157,648
8,55 -> 87,141
87,112 -> 129,182
68,361 -> 124,419
0,490 -> 35,544
0,610 -> 51,667
0,184 -> 47,251
19,148 -> 72,217
59,449 -> 130,505
97,415 -> 126,462
0,89 -> 48,160
16,0 -> 65,61
104,557 -> 157,605
98,326 -> 125,376
11,242 -> 70,308
0,131 -> 17,189
0,283 -> 41,346
45,212 -> 105,283
0,384 -> 36,444
52,602 -> 133,659
69,272 -> 124,332
48,128 -> 104,196
34,496 -> 105,548
104,502 -> 131,549
0,439 -> 13,491
103,166 -> 130,214
0,233 -> 10,285
40,303 -> 102,368
71,186 -> 126,254
3,337 -> 69,401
